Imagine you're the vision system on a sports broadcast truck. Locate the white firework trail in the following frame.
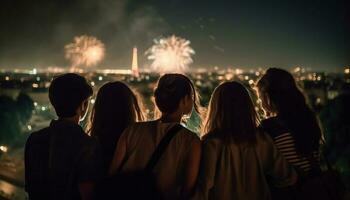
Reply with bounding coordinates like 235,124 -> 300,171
145,35 -> 195,73
65,35 -> 105,69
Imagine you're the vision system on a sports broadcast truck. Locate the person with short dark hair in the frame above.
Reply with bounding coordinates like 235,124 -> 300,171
109,74 -> 202,200
48,73 -> 93,118
25,73 -> 101,200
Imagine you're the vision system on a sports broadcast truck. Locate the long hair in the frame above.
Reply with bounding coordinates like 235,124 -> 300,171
203,81 -> 260,144
257,68 -> 321,155
154,73 -> 203,121
88,81 -> 144,166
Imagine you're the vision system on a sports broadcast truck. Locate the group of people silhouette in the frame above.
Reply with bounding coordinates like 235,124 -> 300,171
24,68 -> 324,200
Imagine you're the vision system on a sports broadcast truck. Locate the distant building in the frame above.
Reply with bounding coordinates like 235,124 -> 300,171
131,47 -> 139,77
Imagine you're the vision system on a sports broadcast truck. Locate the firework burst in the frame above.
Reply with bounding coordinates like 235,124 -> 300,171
146,35 -> 195,73
65,35 -> 105,68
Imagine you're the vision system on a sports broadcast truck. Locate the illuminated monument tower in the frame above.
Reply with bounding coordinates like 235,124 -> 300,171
131,47 -> 139,77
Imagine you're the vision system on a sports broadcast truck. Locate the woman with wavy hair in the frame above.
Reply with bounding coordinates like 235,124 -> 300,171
110,74 -> 202,199
88,81 -> 145,174
257,68 -> 322,174
195,81 -> 296,200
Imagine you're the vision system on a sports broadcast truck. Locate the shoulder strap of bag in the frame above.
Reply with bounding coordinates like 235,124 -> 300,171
144,124 -> 183,172
116,124 -> 183,173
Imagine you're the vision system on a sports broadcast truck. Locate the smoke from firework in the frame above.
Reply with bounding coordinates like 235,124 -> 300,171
65,35 -> 105,68
146,35 -> 195,73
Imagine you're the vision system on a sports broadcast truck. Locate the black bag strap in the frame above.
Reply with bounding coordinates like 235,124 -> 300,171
145,124 -> 182,171
145,124 -> 182,172
116,124 -> 183,173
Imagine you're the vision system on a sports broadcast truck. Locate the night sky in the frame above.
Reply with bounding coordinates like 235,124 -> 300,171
0,0 -> 349,71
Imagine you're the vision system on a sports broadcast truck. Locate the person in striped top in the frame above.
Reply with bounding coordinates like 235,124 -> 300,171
256,68 -> 322,175
260,117 -> 320,173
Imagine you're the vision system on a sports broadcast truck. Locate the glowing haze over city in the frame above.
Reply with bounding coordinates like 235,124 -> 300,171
0,0 -> 349,71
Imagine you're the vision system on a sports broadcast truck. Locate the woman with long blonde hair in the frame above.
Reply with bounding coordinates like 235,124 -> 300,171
195,81 -> 297,200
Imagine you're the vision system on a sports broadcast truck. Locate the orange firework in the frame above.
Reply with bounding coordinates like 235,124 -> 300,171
65,35 -> 105,69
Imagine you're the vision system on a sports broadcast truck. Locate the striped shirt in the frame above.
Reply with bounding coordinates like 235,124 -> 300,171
261,117 -> 320,173
274,132 -> 319,172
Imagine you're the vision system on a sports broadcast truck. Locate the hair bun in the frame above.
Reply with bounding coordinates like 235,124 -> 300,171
155,86 -> 172,101
154,74 -> 193,113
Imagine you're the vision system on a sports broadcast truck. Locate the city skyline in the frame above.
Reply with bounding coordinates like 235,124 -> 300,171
0,46 -> 348,73
0,0 -> 349,71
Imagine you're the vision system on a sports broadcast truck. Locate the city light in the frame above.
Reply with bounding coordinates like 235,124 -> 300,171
225,73 -> 234,80
235,69 -> 243,75
0,146 -> 8,153
294,67 -> 301,73
345,68 -> 350,74
316,98 -> 321,105
29,68 -> 37,75
45,82 -> 50,88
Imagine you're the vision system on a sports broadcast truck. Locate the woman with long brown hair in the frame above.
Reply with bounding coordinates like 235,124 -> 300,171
109,74 -> 202,199
195,81 -> 297,200
88,81 -> 144,173
257,68 -> 322,174
256,68 -> 323,199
